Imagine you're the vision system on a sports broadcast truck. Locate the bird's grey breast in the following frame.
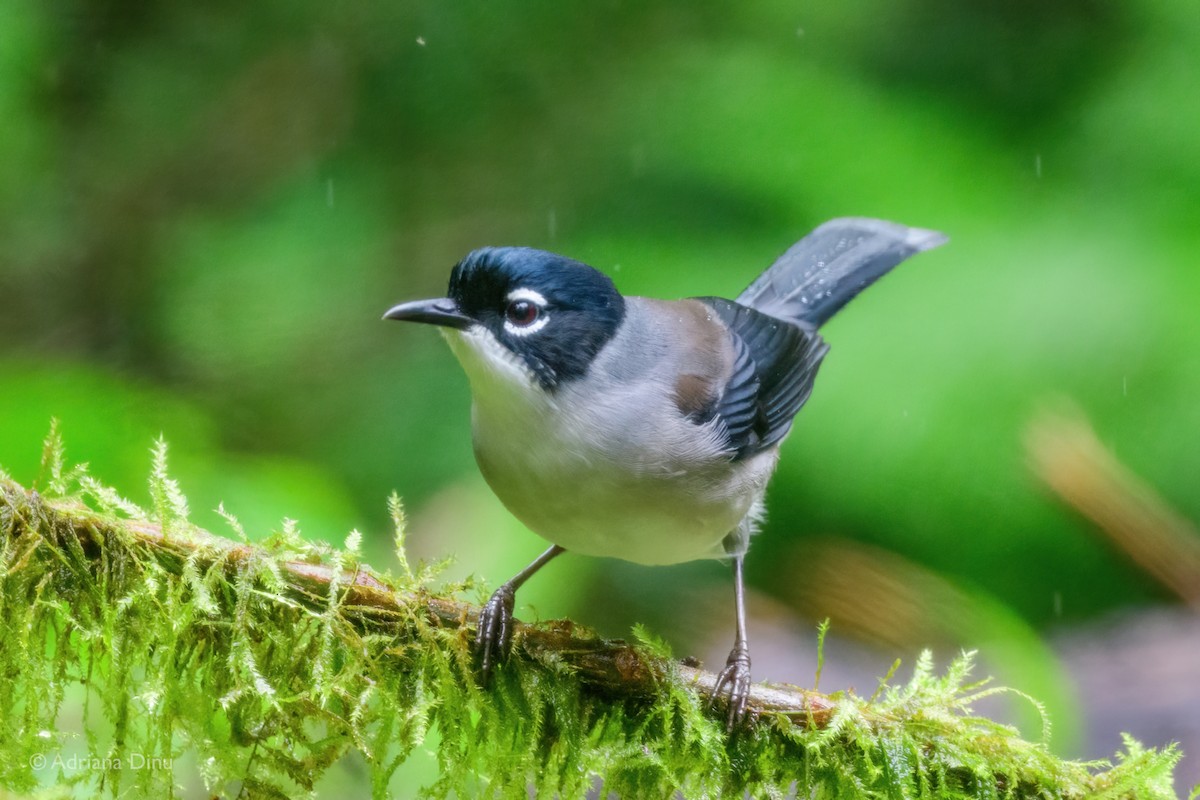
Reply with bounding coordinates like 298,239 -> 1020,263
462,297 -> 776,564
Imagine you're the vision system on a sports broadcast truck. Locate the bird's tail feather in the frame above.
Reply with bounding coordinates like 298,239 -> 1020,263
737,218 -> 947,328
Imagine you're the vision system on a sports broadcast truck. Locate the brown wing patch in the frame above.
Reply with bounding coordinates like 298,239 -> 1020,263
673,373 -> 718,419
664,298 -> 735,421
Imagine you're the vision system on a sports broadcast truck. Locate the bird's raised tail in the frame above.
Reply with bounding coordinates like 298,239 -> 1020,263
737,218 -> 947,329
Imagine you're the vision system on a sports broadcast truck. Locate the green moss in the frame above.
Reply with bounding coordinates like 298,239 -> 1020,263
0,430 -> 1183,798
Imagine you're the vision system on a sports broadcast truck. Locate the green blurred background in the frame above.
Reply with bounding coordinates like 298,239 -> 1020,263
3,0 -> 1198,795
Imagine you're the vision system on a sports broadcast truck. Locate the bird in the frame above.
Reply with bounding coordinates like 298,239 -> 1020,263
383,217 -> 946,728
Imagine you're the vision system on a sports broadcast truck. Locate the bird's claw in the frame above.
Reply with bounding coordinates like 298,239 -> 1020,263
708,643 -> 752,731
475,583 -> 516,684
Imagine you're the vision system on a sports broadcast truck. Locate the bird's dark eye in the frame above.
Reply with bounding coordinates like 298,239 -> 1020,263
505,300 -> 540,327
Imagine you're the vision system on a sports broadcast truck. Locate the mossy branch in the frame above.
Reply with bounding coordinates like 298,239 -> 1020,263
0,438 -> 1184,799
0,476 -> 830,723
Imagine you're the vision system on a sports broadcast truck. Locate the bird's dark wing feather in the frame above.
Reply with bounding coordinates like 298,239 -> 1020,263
694,297 -> 829,459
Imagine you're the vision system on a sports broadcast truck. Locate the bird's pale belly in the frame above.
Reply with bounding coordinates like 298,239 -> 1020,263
475,443 -> 748,565
471,410 -> 765,565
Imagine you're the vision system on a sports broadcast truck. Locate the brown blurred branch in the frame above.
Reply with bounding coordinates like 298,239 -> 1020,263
1027,405 -> 1200,609
779,537 -> 976,650
0,477 -> 833,727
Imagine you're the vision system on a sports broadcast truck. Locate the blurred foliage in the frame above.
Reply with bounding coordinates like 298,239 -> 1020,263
2,0 -> 1199,788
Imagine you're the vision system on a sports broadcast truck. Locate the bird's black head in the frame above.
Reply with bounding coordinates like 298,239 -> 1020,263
384,247 -> 626,389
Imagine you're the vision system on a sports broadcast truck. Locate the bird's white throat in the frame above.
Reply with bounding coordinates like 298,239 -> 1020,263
443,326 -> 547,412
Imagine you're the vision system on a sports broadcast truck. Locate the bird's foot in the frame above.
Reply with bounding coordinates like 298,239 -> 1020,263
708,642 -> 752,730
475,583 -> 516,684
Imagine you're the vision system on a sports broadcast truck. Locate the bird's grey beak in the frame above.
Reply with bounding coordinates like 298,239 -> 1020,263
382,298 -> 474,330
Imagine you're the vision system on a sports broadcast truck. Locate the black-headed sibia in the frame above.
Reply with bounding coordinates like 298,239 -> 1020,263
384,218 -> 946,728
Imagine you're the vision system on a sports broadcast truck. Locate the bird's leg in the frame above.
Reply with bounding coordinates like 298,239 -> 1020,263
476,544 -> 565,683
709,555 -> 752,730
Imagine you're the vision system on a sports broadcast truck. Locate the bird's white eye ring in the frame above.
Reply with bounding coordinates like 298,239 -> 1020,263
503,288 -> 550,336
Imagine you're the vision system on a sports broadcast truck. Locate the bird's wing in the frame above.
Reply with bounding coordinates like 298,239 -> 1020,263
692,297 -> 829,459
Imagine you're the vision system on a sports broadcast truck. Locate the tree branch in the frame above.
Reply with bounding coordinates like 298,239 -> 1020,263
1,478 -> 833,725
